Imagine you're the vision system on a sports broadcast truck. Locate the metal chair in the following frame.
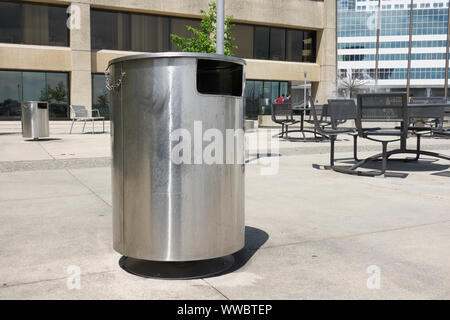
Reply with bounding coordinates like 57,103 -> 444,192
409,97 -> 447,130
337,93 -> 410,176
408,104 -> 450,144
308,96 -> 354,169
303,103 -> 331,139
69,105 -> 105,134
327,99 -> 381,162
271,103 -> 299,138
385,101 -> 450,161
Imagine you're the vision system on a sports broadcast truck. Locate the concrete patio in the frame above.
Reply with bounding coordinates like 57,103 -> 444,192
0,121 -> 449,299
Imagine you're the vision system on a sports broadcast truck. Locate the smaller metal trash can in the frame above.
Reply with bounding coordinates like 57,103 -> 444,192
21,101 -> 50,140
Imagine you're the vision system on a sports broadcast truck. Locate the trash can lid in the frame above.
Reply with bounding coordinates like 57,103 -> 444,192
108,52 -> 246,68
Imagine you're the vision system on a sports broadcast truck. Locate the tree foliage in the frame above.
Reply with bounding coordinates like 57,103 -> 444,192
170,2 -> 237,55
39,81 -> 68,102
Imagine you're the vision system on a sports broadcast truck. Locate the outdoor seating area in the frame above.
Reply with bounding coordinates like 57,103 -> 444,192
271,93 -> 450,177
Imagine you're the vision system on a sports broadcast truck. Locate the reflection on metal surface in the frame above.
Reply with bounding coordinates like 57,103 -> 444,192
110,53 -> 246,262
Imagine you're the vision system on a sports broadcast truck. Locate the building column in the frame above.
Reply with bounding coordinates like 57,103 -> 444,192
69,2 -> 92,115
312,0 -> 337,104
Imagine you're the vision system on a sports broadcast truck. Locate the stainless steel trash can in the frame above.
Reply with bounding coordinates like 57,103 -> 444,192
21,101 -> 50,140
108,53 -> 246,262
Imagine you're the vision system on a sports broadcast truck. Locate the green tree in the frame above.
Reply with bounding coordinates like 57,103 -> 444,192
48,81 -> 68,102
97,92 -> 109,106
40,81 -> 67,102
170,2 -> 237,55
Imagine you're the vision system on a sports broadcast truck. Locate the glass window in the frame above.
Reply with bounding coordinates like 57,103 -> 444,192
270,82 -> 280,102
244,80 -> 290,118
170,17 -> 201,51
263,81 -> 272,110
130,14 -> 169,52
0,71 -> 22,118
91,10 -> 124,50
0,70 -> 69,119
254,81 -> 263,113
254,26 -> 270,59
0,2 -> 68,46
47,5 -> 69,46
0,2 -> 22,44
23,72 -> 46,102
270,28 -> 286,61
47,72 -> 69,118
286,29 -> 303,62
89,8 -> 317,62
92,74 -> 110,119
302,31 -> 316,63
280,82 -> 288,97
232,24 -> 254,58
244,80 -> 256,118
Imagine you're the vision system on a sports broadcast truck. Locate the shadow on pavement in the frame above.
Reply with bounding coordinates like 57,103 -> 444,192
24,138 -> 61,142
210,226 -> 269,278
118,226 -> 269,280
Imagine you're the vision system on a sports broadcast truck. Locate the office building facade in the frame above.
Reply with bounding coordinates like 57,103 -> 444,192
0,0 -> 336,120
338,0 -> 450,97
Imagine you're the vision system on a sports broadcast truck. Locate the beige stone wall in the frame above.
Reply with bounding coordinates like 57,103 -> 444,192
0,44 -> 71,71
313,0 -> 337,104
28,0 -> 324,30
92,50 -> 321,83
70,2 -> 92,111
2,0 -> 336,112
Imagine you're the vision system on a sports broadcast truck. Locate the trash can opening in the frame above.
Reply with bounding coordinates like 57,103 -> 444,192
197,59 -> 243,97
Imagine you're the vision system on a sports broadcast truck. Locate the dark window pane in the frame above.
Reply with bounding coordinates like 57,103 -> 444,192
244,80 -> 254,97
47,72 -> 69,118
269,28 -> 285,60
232,24 -> 254,58
302,31 -> 316,62
254,26 -> 270,59
244,80 -> 257,118
0,2 -> 68,46
22,3 -> 51,45
286,29 -> 303,62
196,60 -> 243,96
92,74 -> 110,119
263,81 -> 271,112
0,71 -> 22,118
0,2 -> 22,43
280,82 -> 288,97
152,16 -> 170,52
170,17 -> 201,51
130,14 -> 169,52
116,12 -> 130,50
48,5 -> 69,46
23,72 -> 46,101
271,82 -> 280,102
254,80 -> 264,114
0,70 -> 69,119
91,10 -> 120,50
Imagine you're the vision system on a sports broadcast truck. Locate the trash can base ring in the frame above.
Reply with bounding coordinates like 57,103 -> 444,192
119,255 -> 235,280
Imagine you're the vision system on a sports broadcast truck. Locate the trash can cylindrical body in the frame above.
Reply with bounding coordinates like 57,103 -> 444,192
21,101 -> 50,140
108,53 -> 245,262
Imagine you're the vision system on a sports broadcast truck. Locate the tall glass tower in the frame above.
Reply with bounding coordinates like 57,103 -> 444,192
337,0 -> 450,97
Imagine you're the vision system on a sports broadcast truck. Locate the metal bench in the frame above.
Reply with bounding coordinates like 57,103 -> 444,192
69,105 -> 105,134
